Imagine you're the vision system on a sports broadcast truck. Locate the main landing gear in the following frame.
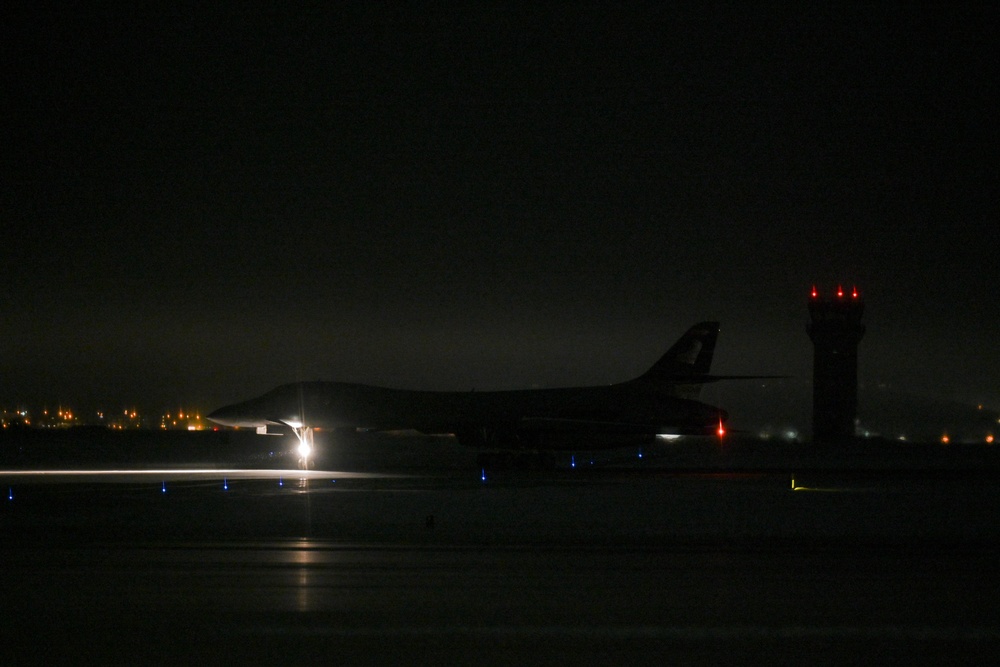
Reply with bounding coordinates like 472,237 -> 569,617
476,450 -> 557,471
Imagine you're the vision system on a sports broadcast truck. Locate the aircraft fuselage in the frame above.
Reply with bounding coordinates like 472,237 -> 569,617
207,322 -> 735,451
207,380 -> 724,450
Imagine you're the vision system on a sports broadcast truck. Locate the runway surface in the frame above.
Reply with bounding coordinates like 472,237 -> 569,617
3,464 -> 1000,665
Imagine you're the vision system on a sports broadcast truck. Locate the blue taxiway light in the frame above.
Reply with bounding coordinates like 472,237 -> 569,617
7,487 -> 12,501
223,478 -> 229,491
278,477 -> 283,487
480,468 -> 487,482
571,455 -> 576,468
161,481 -> 167,493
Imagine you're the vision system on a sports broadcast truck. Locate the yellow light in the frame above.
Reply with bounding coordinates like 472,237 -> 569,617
987,435 -> 994,444
941,434 -> 950,444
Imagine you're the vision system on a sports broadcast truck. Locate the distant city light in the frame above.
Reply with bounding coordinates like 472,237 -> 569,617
0,402 -> 215,431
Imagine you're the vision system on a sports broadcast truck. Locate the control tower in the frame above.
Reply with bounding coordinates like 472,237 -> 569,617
807,285 -> 865,443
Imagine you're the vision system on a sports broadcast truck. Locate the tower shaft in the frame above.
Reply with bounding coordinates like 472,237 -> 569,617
807,287 -> 865,443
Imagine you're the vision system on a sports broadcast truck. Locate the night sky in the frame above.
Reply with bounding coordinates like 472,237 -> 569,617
3,3 -> 997,424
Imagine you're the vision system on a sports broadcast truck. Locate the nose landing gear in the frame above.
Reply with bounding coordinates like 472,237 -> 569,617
293,426 -> 315,470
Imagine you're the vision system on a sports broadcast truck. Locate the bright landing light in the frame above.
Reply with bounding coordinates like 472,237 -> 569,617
297,441 -> 312,458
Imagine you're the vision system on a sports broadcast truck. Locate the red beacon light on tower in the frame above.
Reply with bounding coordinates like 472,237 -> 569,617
809,284 -> 862,301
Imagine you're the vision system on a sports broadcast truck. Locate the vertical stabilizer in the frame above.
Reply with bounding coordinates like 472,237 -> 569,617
631,321 -> 720,398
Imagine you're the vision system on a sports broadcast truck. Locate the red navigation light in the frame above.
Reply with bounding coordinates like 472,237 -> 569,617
811,285 -> 818,298
852,286 -> 859,299
836,285 -> 844,298
717,417 -> 726,439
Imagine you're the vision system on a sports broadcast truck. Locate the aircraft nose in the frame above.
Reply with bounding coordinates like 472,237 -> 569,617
206,403 -> 241,426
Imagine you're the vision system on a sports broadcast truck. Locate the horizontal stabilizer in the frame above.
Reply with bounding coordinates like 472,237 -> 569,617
680,374 -> 789,384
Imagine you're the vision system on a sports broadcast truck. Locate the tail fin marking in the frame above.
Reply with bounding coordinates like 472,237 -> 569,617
632,321 -> 720,397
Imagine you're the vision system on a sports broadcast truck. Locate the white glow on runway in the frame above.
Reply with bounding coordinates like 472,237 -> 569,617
1,469 -> 326,476
0,469 -> 411,483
